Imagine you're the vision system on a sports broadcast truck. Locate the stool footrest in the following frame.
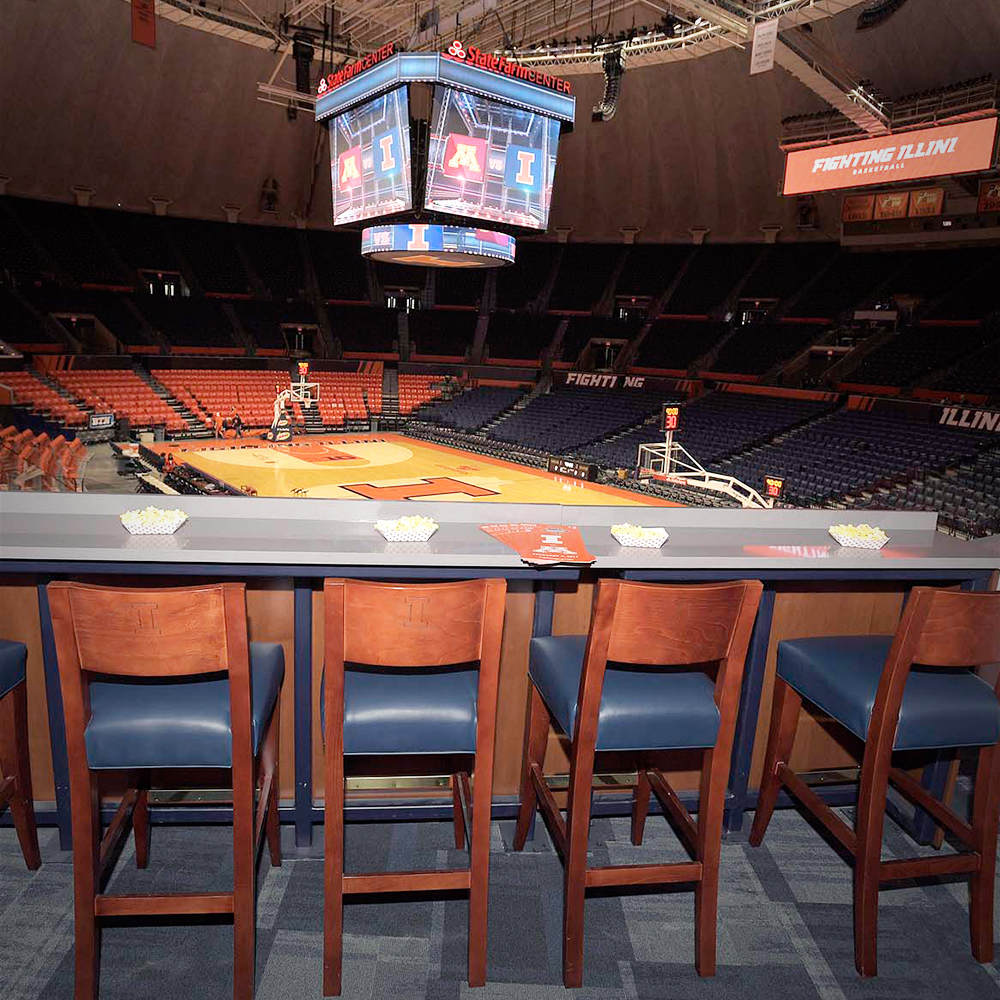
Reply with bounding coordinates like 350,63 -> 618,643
647,769 -> 698,858
343,869 -> 471,894
95,892 -> 235,916
530,763 -> 567,857
585,862 -> 703,888
888,766 -> 973,846
879,854 -> 979,883
779,764 -> 857,854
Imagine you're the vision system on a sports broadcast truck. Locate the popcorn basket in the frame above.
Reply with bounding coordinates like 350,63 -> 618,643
120,507 -> 188,536
828,524 -> 889,550
374,517 -> 438,543
610,524 -> 669,549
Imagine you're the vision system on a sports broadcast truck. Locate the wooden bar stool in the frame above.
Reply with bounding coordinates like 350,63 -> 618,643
750,587 -> 1000,976
512,578 -> 762,986
0,639 -> 41,870
48,581 -> 284,1000
322,578 -> 506,996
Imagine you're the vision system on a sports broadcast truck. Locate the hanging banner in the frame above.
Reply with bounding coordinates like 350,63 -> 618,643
479,523 -> 596,566
841,194 -> 875,222
131,0 -> 156,48
979,178 -> 1000,213
908,187 -> 944,216
874,190 -> 909,219
783,117 -> 998,195
749,19 -> 779,75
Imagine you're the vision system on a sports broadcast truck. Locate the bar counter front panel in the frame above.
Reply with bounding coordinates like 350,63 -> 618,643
2,493 -> 997,850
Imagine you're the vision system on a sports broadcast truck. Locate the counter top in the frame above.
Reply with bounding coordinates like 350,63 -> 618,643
2,494 -> 996,573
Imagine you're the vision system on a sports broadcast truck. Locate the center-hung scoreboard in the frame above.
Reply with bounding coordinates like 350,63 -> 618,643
314,40 -> 576,264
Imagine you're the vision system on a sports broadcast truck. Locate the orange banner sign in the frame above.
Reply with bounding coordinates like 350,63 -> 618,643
908,187 -> 944,216
479,523 -> 596,566
874,191 -> 909,219
131,0 -> 156,48
979,178 -> 1000,213
783,117 -> 998,195
841,194 -> 875,222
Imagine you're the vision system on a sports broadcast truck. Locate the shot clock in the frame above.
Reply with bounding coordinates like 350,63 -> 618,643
764,475 -> 785,500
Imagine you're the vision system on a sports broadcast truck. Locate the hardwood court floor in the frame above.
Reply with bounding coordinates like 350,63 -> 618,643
153,433 -> 676,505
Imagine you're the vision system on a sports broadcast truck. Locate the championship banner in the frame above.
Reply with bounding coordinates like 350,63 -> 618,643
749,19 -> 779,75
908,187 -> 944,217
479,523 -> 596,566
131,0 -> 156,48
783,117 -> 998,195
841,194 -> 875,222
979,178 -> 1000,213
874,191 -> 909,220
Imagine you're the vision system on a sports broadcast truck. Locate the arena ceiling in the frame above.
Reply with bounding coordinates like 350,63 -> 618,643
4,1 -> 997,241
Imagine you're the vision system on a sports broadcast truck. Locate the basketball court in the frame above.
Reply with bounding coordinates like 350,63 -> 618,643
151,433 -> 677,505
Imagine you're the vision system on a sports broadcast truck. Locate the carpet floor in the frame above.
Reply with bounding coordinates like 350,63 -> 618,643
1,806 -> 998,999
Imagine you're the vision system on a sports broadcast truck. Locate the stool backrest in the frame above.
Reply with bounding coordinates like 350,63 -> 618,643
575,579 -> 763,749
322,578 -> 506,758
47,581 -> 253,768
907,588 -> 1000,670
324,578 -> 505,668
869,587 -> 1000,748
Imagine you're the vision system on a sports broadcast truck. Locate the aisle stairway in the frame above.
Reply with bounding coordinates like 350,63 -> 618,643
138,367 -> 209,437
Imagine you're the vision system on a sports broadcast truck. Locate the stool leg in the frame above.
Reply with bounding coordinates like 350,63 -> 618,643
694,744 -> 729,977
512,683 -> 549,851
232,754 -> 257,1000
749,679 -> 802,848
133,773 -> 150,870
71,771 -> 101,1000
562,732 -> 596,988
970,742 -> 1000,962
853,736 -> 891,978
323,745 -> 345,996
631,769 -> 651,846
0,682 -> 41,870
468,761 -> 494,986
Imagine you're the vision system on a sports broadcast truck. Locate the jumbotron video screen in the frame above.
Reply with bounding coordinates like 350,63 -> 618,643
329,85 -> 412,225
424,86 -> 561,230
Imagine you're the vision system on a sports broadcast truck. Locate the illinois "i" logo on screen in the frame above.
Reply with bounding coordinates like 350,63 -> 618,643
442,134 -> 488,181
504,145 -> 542,193
337,145 -> 363,191
373,132 -> 399,178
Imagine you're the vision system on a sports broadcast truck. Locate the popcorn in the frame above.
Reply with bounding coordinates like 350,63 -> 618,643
828,523 -> 889,549
611,523 -> 669,548
374,514 -> 439,542
120,506 -> 188,535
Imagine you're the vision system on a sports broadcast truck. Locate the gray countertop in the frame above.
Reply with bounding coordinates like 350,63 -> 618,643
1,493 -> 997,572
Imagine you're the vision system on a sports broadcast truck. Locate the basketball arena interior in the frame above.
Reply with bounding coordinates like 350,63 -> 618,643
1,3 -> 1000,999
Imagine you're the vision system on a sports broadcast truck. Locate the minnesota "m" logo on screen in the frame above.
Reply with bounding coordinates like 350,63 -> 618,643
337,145 -> 363,191
442,134 -> 487,181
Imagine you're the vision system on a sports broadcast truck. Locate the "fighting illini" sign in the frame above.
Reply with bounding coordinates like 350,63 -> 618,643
783,117 -> 997,195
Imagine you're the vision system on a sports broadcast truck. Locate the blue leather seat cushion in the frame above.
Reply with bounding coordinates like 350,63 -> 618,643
529,635 -> 721,751
85,642 -> 284,769
321,667 -> 479,755
777,635 -> 1000,751
0,640 -> 27,699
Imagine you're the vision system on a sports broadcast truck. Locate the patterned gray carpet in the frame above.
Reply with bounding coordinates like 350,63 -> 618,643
1,807 -> 998,999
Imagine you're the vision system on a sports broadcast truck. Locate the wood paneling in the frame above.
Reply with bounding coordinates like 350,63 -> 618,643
750,586 -> 906,786
246,581 -> 295,799
0,581 -> 55,801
